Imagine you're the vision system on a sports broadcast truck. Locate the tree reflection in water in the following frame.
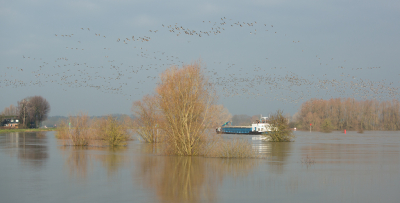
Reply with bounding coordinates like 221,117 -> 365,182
267,142 -> 293,174
60,146 -> 92,180
61,146 -> 129,181
134,144 -> 258,203
94,147 -> 128,178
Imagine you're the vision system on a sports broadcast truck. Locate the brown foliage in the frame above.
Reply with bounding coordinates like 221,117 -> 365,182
1,104 -> 18,116
55,119 -> 70,139
56,113 -> 131,146
156,62 -> 218,156
209,105 -> 232,128
132,61 -> 252,157
68,112 -> 91,146
132,95 -> 162,143
132,61 -> 226,156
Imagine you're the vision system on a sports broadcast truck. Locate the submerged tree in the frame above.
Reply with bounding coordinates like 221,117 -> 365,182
265,110 -> 294,142
157,62 -> 218,156
133,61 -> 225,156
97,116 -> 130,146
132,95 -> 161,143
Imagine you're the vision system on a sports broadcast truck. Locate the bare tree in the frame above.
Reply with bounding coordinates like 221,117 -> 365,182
27,96 -> 50,128
17,99 -> 29,128
1,104 -> 18,116
133,61 -> 231,155
17,96 -> 50,128
132,94 -> 162,142
156,62 -> 219,155
295,98 -> 400,131
209,105 -> 232,128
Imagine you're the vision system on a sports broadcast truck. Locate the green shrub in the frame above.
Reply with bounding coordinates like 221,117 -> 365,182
98,116 -> 130,146
321,118 -> 333,133
264,110 -> 294,142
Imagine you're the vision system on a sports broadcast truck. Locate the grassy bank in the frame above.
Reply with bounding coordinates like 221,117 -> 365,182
0,128 -> 56,134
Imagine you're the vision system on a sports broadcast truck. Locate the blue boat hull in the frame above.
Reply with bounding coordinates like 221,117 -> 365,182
217,127 -> 266,135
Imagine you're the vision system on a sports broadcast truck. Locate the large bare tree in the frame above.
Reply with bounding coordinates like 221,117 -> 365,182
17,96 -> 50,128
156,62 -> 218,155
28,96 -> 50,128
133,61 -> 225,155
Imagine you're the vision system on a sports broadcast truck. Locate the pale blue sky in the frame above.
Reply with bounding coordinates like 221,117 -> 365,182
1,0 -> 399,116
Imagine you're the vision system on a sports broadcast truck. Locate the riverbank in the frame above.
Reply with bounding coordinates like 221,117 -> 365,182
0,128 -> 56,134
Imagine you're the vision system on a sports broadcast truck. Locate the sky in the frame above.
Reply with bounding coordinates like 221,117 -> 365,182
1,0 -> 400,117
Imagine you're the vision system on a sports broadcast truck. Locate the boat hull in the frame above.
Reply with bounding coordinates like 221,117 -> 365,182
216,127 -> 268,135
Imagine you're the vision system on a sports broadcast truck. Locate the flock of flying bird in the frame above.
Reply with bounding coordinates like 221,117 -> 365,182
1,17 -> 399,105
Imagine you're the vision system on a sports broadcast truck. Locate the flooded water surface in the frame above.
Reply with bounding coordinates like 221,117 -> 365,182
1,131 -> 399,203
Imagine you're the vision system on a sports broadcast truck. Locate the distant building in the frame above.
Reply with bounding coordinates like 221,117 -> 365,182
1,116 -> 20,128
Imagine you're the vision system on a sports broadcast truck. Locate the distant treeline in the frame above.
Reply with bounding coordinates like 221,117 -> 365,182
41,114 -> 134,127
295,98 -> 400,131
231,114 -> 269,126
232,114 -> 252,126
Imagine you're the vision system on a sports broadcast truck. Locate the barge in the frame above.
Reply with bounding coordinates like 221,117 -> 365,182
216,116 -> 274,135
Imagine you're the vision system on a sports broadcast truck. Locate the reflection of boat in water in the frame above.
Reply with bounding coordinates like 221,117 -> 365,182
251,136 -> 271,153
216,116 -> 274,135
252,135 -> 270,141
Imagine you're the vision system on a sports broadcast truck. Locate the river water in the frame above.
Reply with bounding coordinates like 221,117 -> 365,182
0,131 -> 399,203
